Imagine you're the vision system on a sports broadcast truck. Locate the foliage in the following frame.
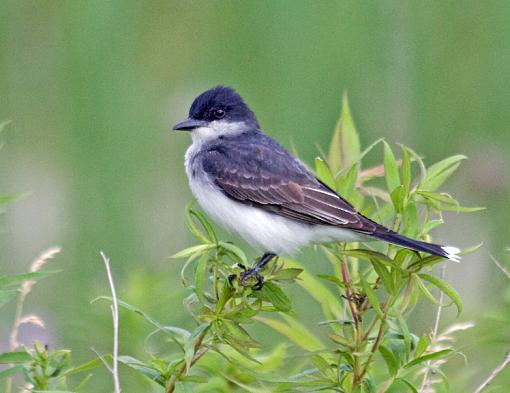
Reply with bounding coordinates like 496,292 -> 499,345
0,251 -> 99,392
1,96 -> 485,392
0,123 -> 98,392
95,95 -> 479,392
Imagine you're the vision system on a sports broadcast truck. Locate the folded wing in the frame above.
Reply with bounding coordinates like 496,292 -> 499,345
201,141 -> 378,234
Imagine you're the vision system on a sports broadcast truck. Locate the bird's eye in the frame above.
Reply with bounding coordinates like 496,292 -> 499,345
213,108 -> 225,119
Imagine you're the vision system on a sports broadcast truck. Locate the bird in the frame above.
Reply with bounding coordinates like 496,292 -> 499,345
173,86 -> 460,288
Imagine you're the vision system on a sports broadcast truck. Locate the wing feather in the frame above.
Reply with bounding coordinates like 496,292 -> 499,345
199,138 -> 377,234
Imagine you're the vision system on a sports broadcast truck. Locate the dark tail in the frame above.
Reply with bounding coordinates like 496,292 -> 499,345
373,231 -> 460,262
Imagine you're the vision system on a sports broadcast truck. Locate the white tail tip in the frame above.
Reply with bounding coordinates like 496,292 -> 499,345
442,246 -> 461,262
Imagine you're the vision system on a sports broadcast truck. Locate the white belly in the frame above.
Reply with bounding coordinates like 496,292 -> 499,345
187,175 -> 362,255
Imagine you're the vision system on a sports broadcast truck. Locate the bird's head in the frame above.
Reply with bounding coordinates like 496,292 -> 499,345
173,86 -> 259,142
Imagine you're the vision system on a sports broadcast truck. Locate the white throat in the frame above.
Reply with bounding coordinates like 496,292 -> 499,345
191,121 -> 247,146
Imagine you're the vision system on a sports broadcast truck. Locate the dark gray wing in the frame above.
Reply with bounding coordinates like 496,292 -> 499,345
200,137 -> 378,233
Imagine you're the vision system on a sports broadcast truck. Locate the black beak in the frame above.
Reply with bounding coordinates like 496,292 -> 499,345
172,118 -> 207,131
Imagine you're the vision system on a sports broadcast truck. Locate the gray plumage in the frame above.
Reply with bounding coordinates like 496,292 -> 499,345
174,86 -> 460,261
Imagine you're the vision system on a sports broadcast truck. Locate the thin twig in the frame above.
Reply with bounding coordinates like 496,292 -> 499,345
472,252 -> 510,393
473,349 -> 510,393
340,256 -> 364,389
489,253 -> 510,280
419,264 -> 446,392
358,299 -> 389,383
100,251 -> 121,393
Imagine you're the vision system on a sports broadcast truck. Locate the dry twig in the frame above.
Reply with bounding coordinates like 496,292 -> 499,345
473,350 -> 510,393
473,253 -> 510,393
100,251 -> 121,393
6,246 -> 61,393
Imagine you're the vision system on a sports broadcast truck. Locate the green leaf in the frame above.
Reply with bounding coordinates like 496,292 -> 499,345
0,119 -> 11,133
0,365 -> 23,380
404,348 -> 453,368
0,192 -> 28,206
328,92 -> 360,173
412,274 -> 440,306
336,249 -> 396,267
379,345 -> 399,376
254,282 -> 292,312
358,137 -> 385,163
328,333 -> 354,348
403,202 -> 419,238
398,315 -> 412,362
436,204 -> 485,213
360,276 -> 383,319
394,378 -> 419,393
390,185 -> 406,214
383,141 -> 400,193
0,351 -> 32,363
311,354 -> 331,374
316,274 -> 343,287
401,146 -> 412,195
60,358 -> 101,377
421,219 -> 444,235
0,289 -> 18,308
92,297 -> 165,331
315,157 -> 335,189
420,155 -> 466,191
171,244 -> 214,259
218,241 -> 248,265
180,375 -> 208,383
194,252 -> 210,305
336,163 -> 359,199
416,191 -> 484,213
418,273 -> 463,315
118,356 -> 165,386
434,368 -> 452,392
361,378 -> 376,393
216,281 -> 234,312
184,323 -> 209,373
270,268 -> 303,281
223,320 -> 259,347
255,315 -> 324,352
284,258 -> 342,320
185,205 -> 217,244
370,259 -> 394,294
414,335 -> 430,358
32,390 -> 76,393
0,270 -> 61,289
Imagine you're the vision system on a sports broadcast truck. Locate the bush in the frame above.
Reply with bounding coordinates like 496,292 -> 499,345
1,96 -> 485,392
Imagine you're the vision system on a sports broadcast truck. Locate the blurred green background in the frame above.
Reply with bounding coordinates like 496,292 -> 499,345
1,1 -> 509,391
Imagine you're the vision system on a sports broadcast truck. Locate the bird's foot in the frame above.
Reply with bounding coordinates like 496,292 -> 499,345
239,268 -> 264,290
228,253 -> 276,290
228,264 -> 264,290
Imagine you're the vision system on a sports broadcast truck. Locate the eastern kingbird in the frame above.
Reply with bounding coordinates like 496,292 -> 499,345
173,86 -> 460,287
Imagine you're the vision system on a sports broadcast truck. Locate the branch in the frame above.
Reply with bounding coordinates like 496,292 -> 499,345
165,330 -> 208,393
473,349 -> 510,393
419,264 -> 446,392
101,251 -> 121,393
490,253 -> 510,280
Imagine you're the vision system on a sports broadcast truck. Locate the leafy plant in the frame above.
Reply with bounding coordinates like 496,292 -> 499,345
1,95 -> 486,392
0,123 -> 98,392
104,94 -> 480,392
0,249 -> 101,393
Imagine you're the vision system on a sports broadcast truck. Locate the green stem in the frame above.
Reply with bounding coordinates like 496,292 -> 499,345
165,329 -> 208,393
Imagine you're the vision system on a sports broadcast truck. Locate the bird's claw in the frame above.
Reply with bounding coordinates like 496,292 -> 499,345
229,267 -> 265,290
239,268 -> 264,290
